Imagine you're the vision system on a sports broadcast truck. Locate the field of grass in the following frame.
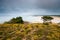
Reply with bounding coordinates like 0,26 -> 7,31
0,23 -> 60,40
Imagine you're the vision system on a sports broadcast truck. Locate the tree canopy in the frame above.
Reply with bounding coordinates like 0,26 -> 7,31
4,17 -> 24,24
42,16 -> 53,23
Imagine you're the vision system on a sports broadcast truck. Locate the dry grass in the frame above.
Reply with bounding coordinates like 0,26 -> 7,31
0,23 -> 60,40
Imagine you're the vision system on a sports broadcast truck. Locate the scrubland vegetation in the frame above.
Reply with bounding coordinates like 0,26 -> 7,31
0,16 -> 60,40
0,23 -> 60,40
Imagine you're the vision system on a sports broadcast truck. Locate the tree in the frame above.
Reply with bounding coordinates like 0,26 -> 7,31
10,18 -> 16,23
41,16 -> 53,24
4,16 -> 24,24
15,17 -> 24,24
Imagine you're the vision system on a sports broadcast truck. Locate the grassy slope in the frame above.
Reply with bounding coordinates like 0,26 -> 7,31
0,23 -> 60,40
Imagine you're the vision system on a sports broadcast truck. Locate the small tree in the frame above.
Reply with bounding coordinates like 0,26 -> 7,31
42,16 -> 53,24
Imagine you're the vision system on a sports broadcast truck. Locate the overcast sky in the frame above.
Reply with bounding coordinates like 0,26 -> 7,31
0,0 -> 60,23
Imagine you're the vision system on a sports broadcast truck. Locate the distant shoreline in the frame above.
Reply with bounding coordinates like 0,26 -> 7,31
33,15 -> 60,17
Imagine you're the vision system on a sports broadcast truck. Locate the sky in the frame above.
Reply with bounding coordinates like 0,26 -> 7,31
0,0 -> 60,23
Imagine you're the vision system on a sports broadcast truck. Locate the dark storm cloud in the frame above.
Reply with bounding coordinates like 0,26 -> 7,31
0,0 -> 60,14
0,0 -> 37,13
37,0 -> 60,11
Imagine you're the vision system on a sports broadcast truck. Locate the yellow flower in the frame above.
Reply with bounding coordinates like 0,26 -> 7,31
15,31 -> 21,34
7,38 -> 11,40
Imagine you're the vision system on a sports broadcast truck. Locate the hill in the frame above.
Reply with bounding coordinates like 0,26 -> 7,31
0,23 -> 60,40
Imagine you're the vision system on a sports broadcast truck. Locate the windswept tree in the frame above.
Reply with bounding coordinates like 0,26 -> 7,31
4,16 -> 24,24
41,16 -> 53,23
